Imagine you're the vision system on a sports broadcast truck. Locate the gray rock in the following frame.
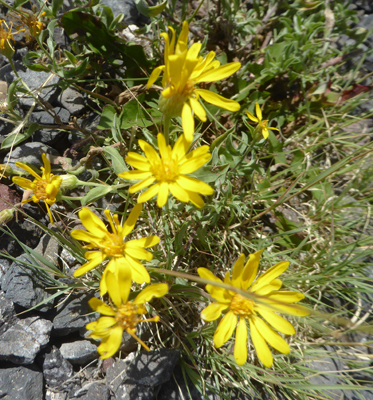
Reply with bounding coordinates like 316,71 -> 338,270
60,340 -> 98,365
100,0 -> 149,26
43,347 -> 74,388
59,87 -> 86,115
107,349 -> 180,400
33,233 -> 60,272
305,345 -> 345,400
0,258 -> 10,281
0,289 -> 16,335
0,365 -> 43,400
53,292 -> 97,336
45,390 -> 68,400
33,128 -> 69,146
30,107 -> 70,125
0,316 -> 52,365
75,382 -> 111,400
16,70 -> 60,109
4,142 -> 59,174
1,254 -> 55,311
0,60 -> 23,85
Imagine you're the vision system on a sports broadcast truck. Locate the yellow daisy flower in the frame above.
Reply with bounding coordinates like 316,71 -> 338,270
246,103 -> 279,139
12,153 -> 62,224
147,21 -> 241,142
118,133 -> 214,208
198,250 -> 309,367
86,267 -> 168,359
71,204 -> 160,294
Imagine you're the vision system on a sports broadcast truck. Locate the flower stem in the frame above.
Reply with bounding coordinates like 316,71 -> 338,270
163,115 -> 171,146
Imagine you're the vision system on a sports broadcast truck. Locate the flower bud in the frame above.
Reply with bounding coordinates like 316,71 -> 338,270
60,174 -> 79,190
0,164 -> 16,178
0,208 -> 14,225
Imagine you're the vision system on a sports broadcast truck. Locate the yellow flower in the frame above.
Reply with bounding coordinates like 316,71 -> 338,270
246,103 -> 279,139
147,21 -> 241,142
12,153 -> 62,224
86,267 -> 168,359
71,204 -> 160,294
198,250 -> 309,367
118,133 -> 214,208
0,20 -> 23,59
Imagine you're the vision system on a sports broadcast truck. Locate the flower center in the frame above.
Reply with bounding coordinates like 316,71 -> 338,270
34,180 -> 49,200
102,233 -> 125,257
230,294 -> 255,317
152,158 -> 179,183
259,120 -> 268,129
115,302 -> 146,331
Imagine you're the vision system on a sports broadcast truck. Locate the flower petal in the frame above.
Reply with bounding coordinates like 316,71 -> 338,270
255,307 -> 295,335
255,103 -> 262,121
240,249 -> 264,290
125,245 -> 153,261
125,152 -> 151,171
127,236 -> 160,248
201,303 -> 229,321
79,207 -> 108,237
71,229 -> 103,243
182,102 -> 194,143
122,203 -> 142,237
189,97 -> 207,122
234,317 -> 248,365
249,316 -> 273,368
213,310 -> 237,348
147,65 -> 165,89
12,177 -> 34,190
106,270 -> 122,308
250,261 -> 289,293
133,283 -> 168,305
126,255 -> 150,284
73,251 -> 106,277
246,111 -> 258,123
258,301 -> 310,317
87,316 -> 116,335
119,170 -> 153,180
254,279 -> 282,295
129,176 -> 156,193
169,182 -> 190,203
196,89 -> 240,112
251,315 -> 290,354
195,62 -> 241,83
14,162 -> 42,181
88,298 -> 116,316
187,191 -> 205,208
171,134 -> 189,160
267,291 -> 305,303
176,175 -> 214,195
97,325 -> 123,359
138,183 -> 160,203
157,181 -> 169,207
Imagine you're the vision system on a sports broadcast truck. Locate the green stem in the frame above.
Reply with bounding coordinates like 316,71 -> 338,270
163,115 -> 171,146
187,0 -> 206,24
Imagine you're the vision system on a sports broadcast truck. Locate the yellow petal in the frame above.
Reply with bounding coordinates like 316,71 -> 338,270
88,298 -> 116,316
122,203 -> 142,237
255,103 -> 262,121
189,97 -> 207,122
176,175 -> 214,195
182,102 -> 194,143
157,133 -> 171,161
187,191 -> 205,208
240,249 -> 264,290
213,311 -> 237,348
106,270 -> 122,308
126,255 -> 150,284
157,181 -> 169,207
249,316 -> 273,367
175,20 -> 189,54
253,316 -> 290,354
169,182 -> 190,203
200,303 -> 229,321
129,176 -> 156,193
246,111 -> 258,123
125,152 -> 151,171
141,141 -> 161,165
116,259 -> 132,303
41,153 -> 51,178
125,245 -> 153,261
262,128 -> 269,139
171,134 -> 189,160
73,251 -> 106,277
256,307 -> 295,335
267,291 -> 305,303
250,261 -> 289,293
196,89 -> 240,112
195,62 -> 241,83
12,177 -> 34,190
133,283 -> 168,305
178,148 -> 211,174
14,162 -> 42,181
87,316 -> 116,334
127,236 -> 160,248
79,207 -> 108,237
71,229 -> 103,243
119,171 -> 153,180
138,183 -> 160,203
234,317 -> 248,365
231,254 -> 245,287
147,65 -> 165,89
97,325 -> 123,359
259,301 -> 310,317
254,279 -> 282,295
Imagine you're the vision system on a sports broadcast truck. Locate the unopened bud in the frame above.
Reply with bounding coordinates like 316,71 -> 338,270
0,164 -> 15,178
0,208 -> 14,225
60,174 -> 79,190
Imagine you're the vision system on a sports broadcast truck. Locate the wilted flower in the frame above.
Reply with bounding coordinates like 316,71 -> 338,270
198,250 -> 309,367
0,20 -> 23,59
86,268 -> 168,359
147,21 -> 241,142
246,103 -> 279,139
12,153 -> 62,224
71,204 -> 160,294
118,133 -> 213,208
10,8 -> 45,37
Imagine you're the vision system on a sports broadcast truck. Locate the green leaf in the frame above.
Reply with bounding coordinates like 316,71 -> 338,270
1,123 -> 39,149
81,185 -> 114,206
7,77 -> 21,112
120,98 -> 152,129
103,146 -> 128,175
210,127 -> 234,152
135,0 -> 168,17
13,0 -> 29,8
98,105 -> 117,129
52,0 -> 65,17
63,50 -> 78,65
